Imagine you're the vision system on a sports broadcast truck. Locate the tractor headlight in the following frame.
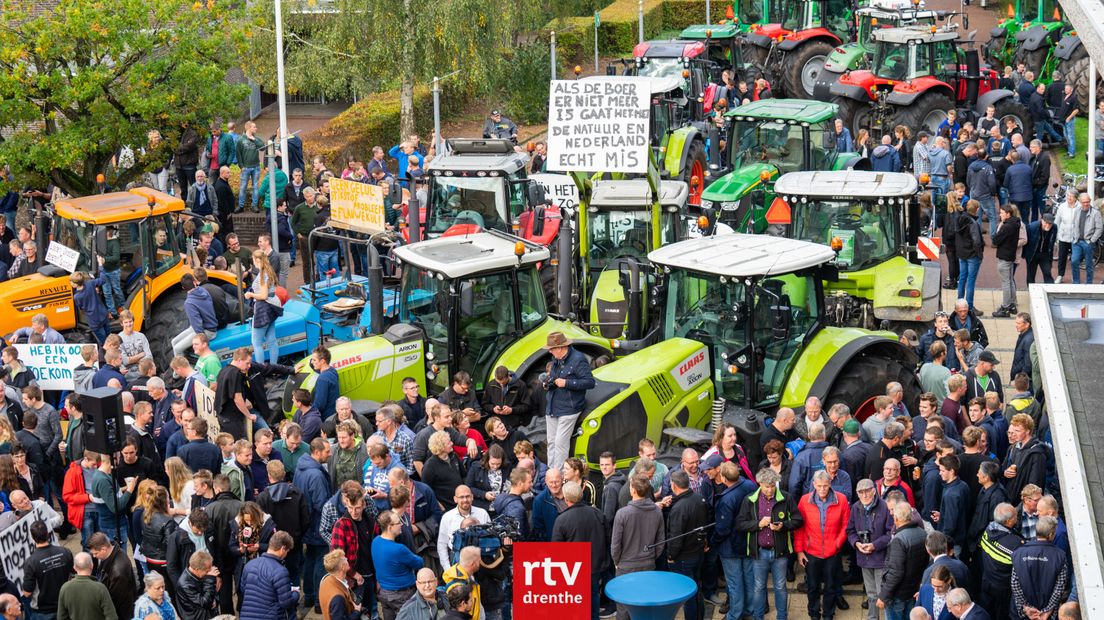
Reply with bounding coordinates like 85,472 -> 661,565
701,199 -> 714,210
720,201 -> 738,211
425,351 -> 435,361
588,419 -> 599,429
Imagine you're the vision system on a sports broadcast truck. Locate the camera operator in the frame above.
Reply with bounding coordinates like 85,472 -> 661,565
541,333 -> 595,470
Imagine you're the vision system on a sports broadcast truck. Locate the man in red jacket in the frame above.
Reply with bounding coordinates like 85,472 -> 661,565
795,469 -> 850,620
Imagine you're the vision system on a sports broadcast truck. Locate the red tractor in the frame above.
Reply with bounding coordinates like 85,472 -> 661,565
829,25 -> 1032,138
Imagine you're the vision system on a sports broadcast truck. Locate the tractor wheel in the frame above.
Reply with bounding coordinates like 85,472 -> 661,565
783,40 -> 835,99
992,98 -> 1034,144
680,139 -> 708,207
833,96 -> 875,140
146,289 -> 191,371
1059,52 -> 1104,117
1013,46 -> 1049,77
824,354 -> 921,423
984,36 -> 1007,71
891,92 -> 955,137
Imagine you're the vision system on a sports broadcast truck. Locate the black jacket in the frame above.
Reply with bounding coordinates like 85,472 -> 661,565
969,483 -> 1010,549
1002,437 -> 1049,498
204,491 -> 243,567
464,462 -> 512,512
733,488 -> 802,558
94,543 -> 139,620
256,480 -> 310,541
878,522 -> 929,601
551,502 -> 611,573
321,413 -> 375,443
964,369 -> 1003,405
176,569 -> 218,620
1031,151 -> 1051,189
140,512 -> 178,562
992,216 -> 1022,262
1011,328 -> 1035,383
167,523 -> 216,589
955,214 -> 984,259
949,308 -> 990,349
1027,91 -> 1050,123
213,178 -> 236,225
666,489 -> 710,561
479,376 -> 532,428
600,471 -> 627,532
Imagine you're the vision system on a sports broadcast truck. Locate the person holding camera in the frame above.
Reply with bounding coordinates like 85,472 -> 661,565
918,312 -> 960,373
847,479 -> 894,619
541,333 -> 594,470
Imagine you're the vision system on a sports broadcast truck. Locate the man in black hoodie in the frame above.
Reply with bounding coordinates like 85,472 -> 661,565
991,204 -> 1022,317
256,460 -> 310,586
665,470 -> 709,620
204,474 -> 243,613
480,366 -> 532,430
1002,413 -> 1049,499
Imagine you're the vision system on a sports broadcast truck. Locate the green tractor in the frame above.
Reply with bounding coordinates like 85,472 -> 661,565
812,0 -> 944,100
698,99 -> 868,235
571,232 -> 920,469
282,230 -> 612,411
985,0 -> 1068,80
742,0 -> 858,98
771,170 -> 941,329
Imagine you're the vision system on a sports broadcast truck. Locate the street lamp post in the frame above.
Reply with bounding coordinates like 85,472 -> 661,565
274,0 -> 290,170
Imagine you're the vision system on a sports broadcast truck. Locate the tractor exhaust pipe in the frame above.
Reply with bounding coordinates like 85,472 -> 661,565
711,397 -> 725,432
621,260 -> 644,341
406,177 -> 422,245
367,244 -> 385,336
964,49 -> 981,110
556,210 -> 574,317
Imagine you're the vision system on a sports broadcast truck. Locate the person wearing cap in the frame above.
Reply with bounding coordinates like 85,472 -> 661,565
962,350 -> 1002,406
899,330 -> 920,362
542,332 -> 594,470
847,478 -> 893,619
1024,212 -> 1057,284
482,110 -> 518,144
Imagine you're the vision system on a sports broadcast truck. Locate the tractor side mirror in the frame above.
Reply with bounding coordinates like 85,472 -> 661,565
531,205 -> 546,237
725,343 -> 755,372
527,182 -> 548,208
388,182 -> 402,204
770,300 -> 792,340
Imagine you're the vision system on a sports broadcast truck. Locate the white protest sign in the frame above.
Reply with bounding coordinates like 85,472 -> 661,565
194,381 -> 220,441
0,504 -> 53,584
530,173 -> 580,209
45,241 -> 80,273
14,343 -> 87,390
547,77 -> 651,174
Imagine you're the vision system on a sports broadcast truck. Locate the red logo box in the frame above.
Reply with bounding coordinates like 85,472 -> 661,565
512,542 -> 591,620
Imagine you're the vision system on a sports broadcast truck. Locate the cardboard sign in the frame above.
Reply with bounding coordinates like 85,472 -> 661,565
530,173 -> 580,209
0,505 -> 53,585
13,343 -> 88,390
45,241 -> 80,273
194,381 -> 220,441
330,178 -> 386,234
547,77 -> 651,174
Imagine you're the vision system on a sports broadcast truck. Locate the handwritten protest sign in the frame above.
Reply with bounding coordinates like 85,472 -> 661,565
0,505 -> 52,584
14,343 -> 87,390
547,77 -> 651,174
330,178 -> 386,234
530,173 -> 580,210
45,242 -> 80,272
194,382 -> 220,441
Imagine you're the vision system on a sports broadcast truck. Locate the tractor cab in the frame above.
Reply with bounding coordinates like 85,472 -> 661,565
396,231 -> 554,393
744,0 -> 855,98
423,139 -> 548,241
678,24 -> 754,84
699,99 -> 864,233
868,27 -> 961,82
772,170 -> 941,328
579,179 -> 687,342
649,234 -> 836,408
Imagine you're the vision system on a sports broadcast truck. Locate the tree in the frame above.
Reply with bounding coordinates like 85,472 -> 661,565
240,0 -> 540,140
0,0 -> 250,196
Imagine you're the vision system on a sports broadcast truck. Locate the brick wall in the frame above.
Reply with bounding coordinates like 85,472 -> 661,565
231,213 -> 267,245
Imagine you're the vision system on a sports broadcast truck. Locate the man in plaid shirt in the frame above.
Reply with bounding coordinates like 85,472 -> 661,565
373,404 -> 416,474
329,482 -> 379,620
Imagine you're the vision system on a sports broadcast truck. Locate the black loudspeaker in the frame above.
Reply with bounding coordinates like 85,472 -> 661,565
81,387 -> 125,455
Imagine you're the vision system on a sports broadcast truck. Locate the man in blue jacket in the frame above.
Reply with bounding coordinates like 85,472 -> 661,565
531,468 -> 565,542
492,468 -> 532,540
294,438 -> 333,614
711,461 -> 758,619
542,332 -> 595,470
238,531 -> 299,620
174,273 -> 217,357
310,346 -> 340,420
1003,150 -> 1034,217
967,151 -> 1000,237
934,455 -> 970,555
1011,516 -> 1069,620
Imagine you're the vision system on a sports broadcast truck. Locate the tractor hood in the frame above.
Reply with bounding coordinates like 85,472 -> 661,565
752,23 -> 792,41
633,40 -> 706,59
830,69 -> 897,100
701,163 -> 777,203
824,44 -> 865,72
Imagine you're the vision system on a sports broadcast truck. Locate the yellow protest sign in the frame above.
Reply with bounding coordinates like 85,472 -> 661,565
330,178 -> 386,234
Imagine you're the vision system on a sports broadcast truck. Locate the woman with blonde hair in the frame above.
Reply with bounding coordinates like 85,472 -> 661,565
0,454 -> 19,509
0,415 -> 14,456
140,486 -> 178,598
163,457 -> 194,519
895,124 -> 913,172
855,128 -> 871,159
244,248 -> 281,364
942,187 -> 966,290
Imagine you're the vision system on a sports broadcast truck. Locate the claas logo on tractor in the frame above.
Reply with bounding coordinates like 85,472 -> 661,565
765,196 -> 791,225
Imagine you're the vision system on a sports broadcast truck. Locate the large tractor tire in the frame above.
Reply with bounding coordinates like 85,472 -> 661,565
146,289 -> 191,371
993,98 -> 1034,143
891,92 -> 955,137
783,40 -> 835,99
833,96 -> 876,140
680,139 -> 708,207
1058,51 -> 1104,117
984,35 -> 1007,71
1013,46 -> 1049,76
824,354 -> 921,422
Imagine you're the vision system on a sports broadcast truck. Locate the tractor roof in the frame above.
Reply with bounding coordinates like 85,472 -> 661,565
393,231 -> 549,279
773,170 -> 919,198
53,188 -> 184,225
581,75 -> 685,96
724,98 -> 837,123
429,139 -> 529,174
633,40 -> 706,59
871,25 -> 959,43
649,233 -> 835,277
679,24 -> 741,40
589,179 -> 689,210
855,5 -> 940,19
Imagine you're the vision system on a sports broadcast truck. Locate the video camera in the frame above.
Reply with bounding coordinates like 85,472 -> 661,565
449,515 -> 522,565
